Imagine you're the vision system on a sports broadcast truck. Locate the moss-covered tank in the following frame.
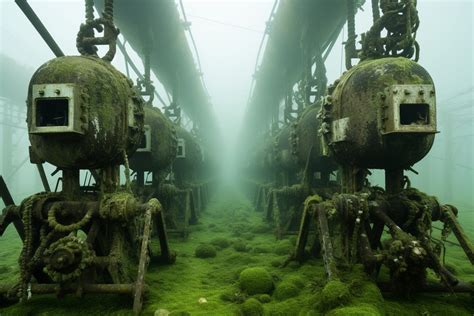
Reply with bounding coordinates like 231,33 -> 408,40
327,57 -> 437,169
27,56 -> 144,169
129,106 -> 177,175
173,126 -> 202,184
293,104 -> 338,173
273,125 -> 298,172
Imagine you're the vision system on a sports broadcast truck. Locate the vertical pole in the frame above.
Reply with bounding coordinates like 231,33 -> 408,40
62,169 -> 80,197
341,166 -> 364,193
385,168 -> 404,194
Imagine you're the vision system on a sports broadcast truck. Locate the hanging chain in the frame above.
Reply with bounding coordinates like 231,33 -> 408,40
360,0 -> 420,61
345,0 -> 358,70
77,0 -> 119,62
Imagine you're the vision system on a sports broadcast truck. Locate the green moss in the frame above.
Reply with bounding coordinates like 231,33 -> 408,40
318,280 -> 351,311
210,237 -> 230,249
168,311 -> 191,316
254,294 -> 272,303
194,244 -> 217,258
239,267 -> 274,295
251,245 -> 272,254
274,239 -> 292,255
287,261 -> 301,269
251,223 -> 270,234
1,189 -> 473,316
284,276 -> 305,288
327,303 -> 381,316
240,298 -> 264,316
220,290 -> 246,303
233,240 -> 249,252
241,232 -> 255,240
273,281 -> 300,301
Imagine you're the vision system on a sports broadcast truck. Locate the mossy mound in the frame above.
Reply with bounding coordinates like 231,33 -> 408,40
231,223 -> 247,236
326,303 -> 381,316
284,276 -> 305,288
250,223 -> 270,234
239,267 -> 274,295
194,244 -> 217,258
318,280 -> 351,311
210,237 -> 230,249
220,290 -> 246,303
254,294 -> 271,303
240,298 -> 264,316
241,232 -> 255,240
233,240 -> 248,252
347,265 -> 384,312
274,240 -> 292,255
273,281 -> 300,301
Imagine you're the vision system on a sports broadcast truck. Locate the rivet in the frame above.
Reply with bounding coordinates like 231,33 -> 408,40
404,89 -> 410,95
419,90 -> 424,95
38,90 -> 45,96
55,89 -> 61,95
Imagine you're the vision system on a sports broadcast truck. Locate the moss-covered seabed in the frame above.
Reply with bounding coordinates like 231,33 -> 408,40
0,187 -> 473,315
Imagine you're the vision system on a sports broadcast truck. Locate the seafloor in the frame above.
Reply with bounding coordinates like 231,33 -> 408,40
0,187 -> 473,315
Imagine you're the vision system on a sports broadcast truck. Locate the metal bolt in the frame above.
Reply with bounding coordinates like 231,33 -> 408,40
39,90 -> 45,96
404,89 -> 410,95
419,90 -> 425,95
55,89 -> 61,95
393,89 -> 398,94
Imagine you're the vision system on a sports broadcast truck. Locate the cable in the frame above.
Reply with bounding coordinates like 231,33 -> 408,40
179,0 -> 210,97
246,0 -> 279,106
187,14 -> 265,34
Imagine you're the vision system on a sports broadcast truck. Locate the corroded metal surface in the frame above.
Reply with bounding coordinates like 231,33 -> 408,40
323,57 -> 436,169
129,106 -> 177,179
27,56 -> 144,169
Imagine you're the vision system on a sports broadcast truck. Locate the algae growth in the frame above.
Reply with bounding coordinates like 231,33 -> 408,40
0,187 -> 473,315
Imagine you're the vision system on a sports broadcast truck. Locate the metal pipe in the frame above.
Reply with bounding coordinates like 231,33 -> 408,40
15,0 -> 64,57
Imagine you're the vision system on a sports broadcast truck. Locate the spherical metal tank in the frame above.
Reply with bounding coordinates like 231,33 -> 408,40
129,106 -> 177,173
328,57 -> 436,169
293,105 -> 338,173
273,125 -> 298,172
173,126 -> 202,178
27,56 -> 144,169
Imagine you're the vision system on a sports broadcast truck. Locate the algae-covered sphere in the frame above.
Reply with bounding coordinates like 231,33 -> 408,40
239,267 -> 274,295
27,56 -> 144,169
129,106 -> 177,173
328,57 -> 437,169
293,104 -> 338,173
